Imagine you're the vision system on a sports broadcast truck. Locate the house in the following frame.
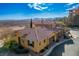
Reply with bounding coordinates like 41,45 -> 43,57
68,8 -> 79,26
14,19 -> 66,53
14,27 -> 58,53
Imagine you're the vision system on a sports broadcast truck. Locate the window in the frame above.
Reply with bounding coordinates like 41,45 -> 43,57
18,37 -> 21,45
44,40 -> 46,43
39,42 -> 41,46
28,40 -> 34,47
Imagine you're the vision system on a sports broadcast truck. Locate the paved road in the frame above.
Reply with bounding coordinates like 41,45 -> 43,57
49,38 -> 79,56
70,29 -> 79,38
49,29 -> 79,56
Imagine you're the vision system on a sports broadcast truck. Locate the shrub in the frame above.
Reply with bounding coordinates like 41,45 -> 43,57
0,39 -> 17,52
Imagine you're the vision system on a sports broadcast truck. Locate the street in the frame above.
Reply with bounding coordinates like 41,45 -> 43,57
49,29 -> 79,56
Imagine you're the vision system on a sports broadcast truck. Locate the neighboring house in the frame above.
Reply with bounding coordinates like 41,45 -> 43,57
68,8 -> 79,26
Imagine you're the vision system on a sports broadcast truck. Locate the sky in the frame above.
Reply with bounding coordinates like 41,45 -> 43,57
0,3 -> 79,20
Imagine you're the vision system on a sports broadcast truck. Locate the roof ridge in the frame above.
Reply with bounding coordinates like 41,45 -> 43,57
34,29 -> 39,41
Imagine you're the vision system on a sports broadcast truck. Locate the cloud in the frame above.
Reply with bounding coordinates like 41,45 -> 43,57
28,4 -> 33,8
67,4 -> 79,10
66,3 -> 74,5
27,3 -> 48,11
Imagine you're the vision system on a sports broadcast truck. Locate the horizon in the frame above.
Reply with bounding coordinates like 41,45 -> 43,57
0,17 -> 65,21
0,3 -> 79,20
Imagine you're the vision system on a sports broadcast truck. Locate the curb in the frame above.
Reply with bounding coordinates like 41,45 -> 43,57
44,39 -> 71,56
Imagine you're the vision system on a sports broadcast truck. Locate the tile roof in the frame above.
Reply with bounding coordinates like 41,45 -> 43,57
17,27 -> 55,41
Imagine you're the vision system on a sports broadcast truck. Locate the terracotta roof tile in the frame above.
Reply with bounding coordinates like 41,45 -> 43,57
17,27 -> 54,41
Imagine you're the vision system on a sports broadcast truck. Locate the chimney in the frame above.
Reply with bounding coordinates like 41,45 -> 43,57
30,19 -> 32,28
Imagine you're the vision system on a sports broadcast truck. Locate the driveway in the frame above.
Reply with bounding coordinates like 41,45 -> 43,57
49,29 -> 79,56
